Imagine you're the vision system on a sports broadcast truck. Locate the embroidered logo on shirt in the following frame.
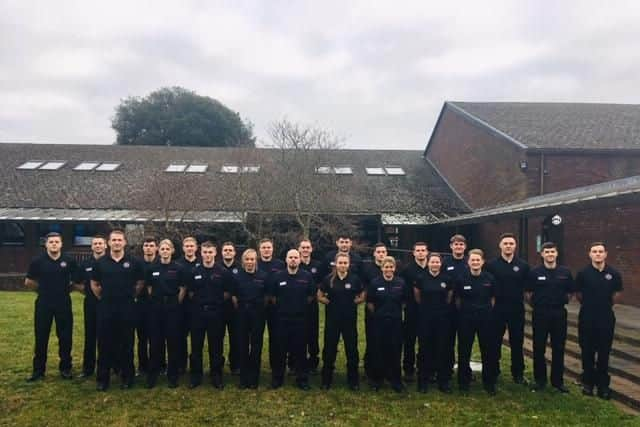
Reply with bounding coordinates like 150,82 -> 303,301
440,282 -> 447,288
513,266 -> 520,272
123,262 -> 130,268
345,283 -> 351,289
60,261 -> 67,268
605,273 -> 613,280
311,267 -> 317,274
232,268 -> 239,274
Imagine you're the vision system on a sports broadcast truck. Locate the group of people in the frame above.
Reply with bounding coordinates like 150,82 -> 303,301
24,229 -> 622,399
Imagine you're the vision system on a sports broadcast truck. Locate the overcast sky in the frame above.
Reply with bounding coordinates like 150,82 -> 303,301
1,1 -> 639,149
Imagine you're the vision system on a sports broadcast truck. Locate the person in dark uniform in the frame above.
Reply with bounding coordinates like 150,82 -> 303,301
442,234 -> 468,379
268,249 -> 315,390
25,232 -> 80,382
526,242 -> 574,393
232,249 -> 269,389
320,233 -> 363,279
575,242 -> 623,400
145,239 -> 187,389
361,243 -> 386,380
91,229 -> 144,391
318,252 -> 365,390
257,238 -> 285,373
298,239 -> 322,375
367,256 -> 405,393
135,236 -> 157,377
456,249 -> 497,395
399,241 -> 427,383
187,241 -> 233,389
175,236 -> 200,375
485,233 -> 530,385
220,241 -> 240,376
414,253 -> 453,393
76,235 -> 107,379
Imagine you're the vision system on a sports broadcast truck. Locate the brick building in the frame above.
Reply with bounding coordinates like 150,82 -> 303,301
425,102 -> 640,306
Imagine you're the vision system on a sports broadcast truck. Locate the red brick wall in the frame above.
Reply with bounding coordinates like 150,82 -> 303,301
427,107 -> 529,208
469,203 -> 640,306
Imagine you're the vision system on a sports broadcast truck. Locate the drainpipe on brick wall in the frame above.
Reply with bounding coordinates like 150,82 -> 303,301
539,152 -> 545,195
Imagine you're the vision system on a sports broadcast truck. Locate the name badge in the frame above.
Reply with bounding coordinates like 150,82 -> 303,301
463,285 -> 472,290
377,287 -> 385,291
538,276 -> 546,280
279,281 -> 287,287
194,275 -> 202,280
152,271 -> 160,276
345,283 -> 351,289
85,267 -> 92,272
446,266 -> 455,271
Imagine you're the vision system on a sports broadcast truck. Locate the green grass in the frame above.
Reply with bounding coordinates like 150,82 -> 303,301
0,291 -> 637,426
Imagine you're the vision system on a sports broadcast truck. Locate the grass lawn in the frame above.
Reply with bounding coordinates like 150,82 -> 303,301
0,291 -> 637,426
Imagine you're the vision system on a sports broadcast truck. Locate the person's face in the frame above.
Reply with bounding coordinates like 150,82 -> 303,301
222,245 -> 236,261
427,256 -> 442,273
450,241 -> 466,257
382,262 -> 396,279
286,250 -> 300,269
243,253 -> 257,272
541,247 -> 558,264
91,238 -> 106,256
589,245 -> 607,264
259,242 -> 273,260
336,238 -> 351,253
298,241 -> 313,258
373,246 -> 388,262
468,254 -> 484,271
201,246 -> 216,264
109,232 -> 126,252
45,237 -> 62,254
159,243 -> 173,261
183,240 -> 197,258
499,238 -> 517,256
142,241 -> 157,257
413,245 -> 428,262
335,256 -> 350,274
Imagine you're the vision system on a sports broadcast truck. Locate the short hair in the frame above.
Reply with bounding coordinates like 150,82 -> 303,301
374,242 -> 387,250
298,238 -> 312,246
449,234 -> 467,244
413,241 -> 428,250
109,228 -> 126,239
336,232 -> 352,240
259,238 -> 273,246
427,252 -> 442,262
143,236 -> 157,244
158,239 -> 175,251
45,232 -> 62,241
381,256 -> 396,267
589,241 -> 607,251
499,232 -> 517,242
242,248 -> 257,261
221,241 -> 235,250
182,236 -> 197,245
92,233 -> 107,241
201,241 -> 216,249
540,242 -> 557,251
468,248 -> 484,259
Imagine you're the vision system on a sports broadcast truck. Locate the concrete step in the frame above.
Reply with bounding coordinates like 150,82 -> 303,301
520,336 -> 640,413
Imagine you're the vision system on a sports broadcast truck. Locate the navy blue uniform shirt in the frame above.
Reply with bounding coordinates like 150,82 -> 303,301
456,271 -> 495,312
232,269 -> 269,306
269,269 -> 315,318
79,257 -> 99,302
320,272 -> 363,319
145,260 -> 188,298
321,250 -> 362,281
188,263 -> 233,310
442,255 -> 468,283
485,256 -> 530,308
414,271 -> 453,314
526,265 -> 574,309
91,253 -> 144,302
575,264 -> 623,312
401,261 -> 429,306
27,253 -> 79,302
367,275 -> 405,320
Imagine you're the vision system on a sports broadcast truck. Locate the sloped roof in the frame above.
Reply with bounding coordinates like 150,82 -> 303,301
0,143 -> 468,220
446,101 -> 640,151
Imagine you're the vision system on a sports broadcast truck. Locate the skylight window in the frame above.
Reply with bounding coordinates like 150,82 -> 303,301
366,167 -> 386,176
241,165 -> 260,173
95,162 -> 121,171
166,164 -> 187,172
221,165 -> 239,173
334,166 -> 353,175
315,166 -> 332,174
17,161 -> 44,170
186,164 -> 208,173
385,167 -> 406,176
39,161 -> 66,170
74,162 -> 100,171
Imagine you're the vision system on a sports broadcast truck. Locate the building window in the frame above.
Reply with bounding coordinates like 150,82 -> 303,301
186,164 -> 208,173
384,166 -> 406,176
17,161 -> 44,170
73,224 -> 99,246
95,162 -> 121,171
0,222 -> 25,246
365,167 -> 386,175
221,165 -> 239,173
166,164 -> 187,172
73,162 -> 100,171
241,165 -> 260,173
39,161 -> 67,170
315,166 -> 332,174
334,166 -> 353,175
